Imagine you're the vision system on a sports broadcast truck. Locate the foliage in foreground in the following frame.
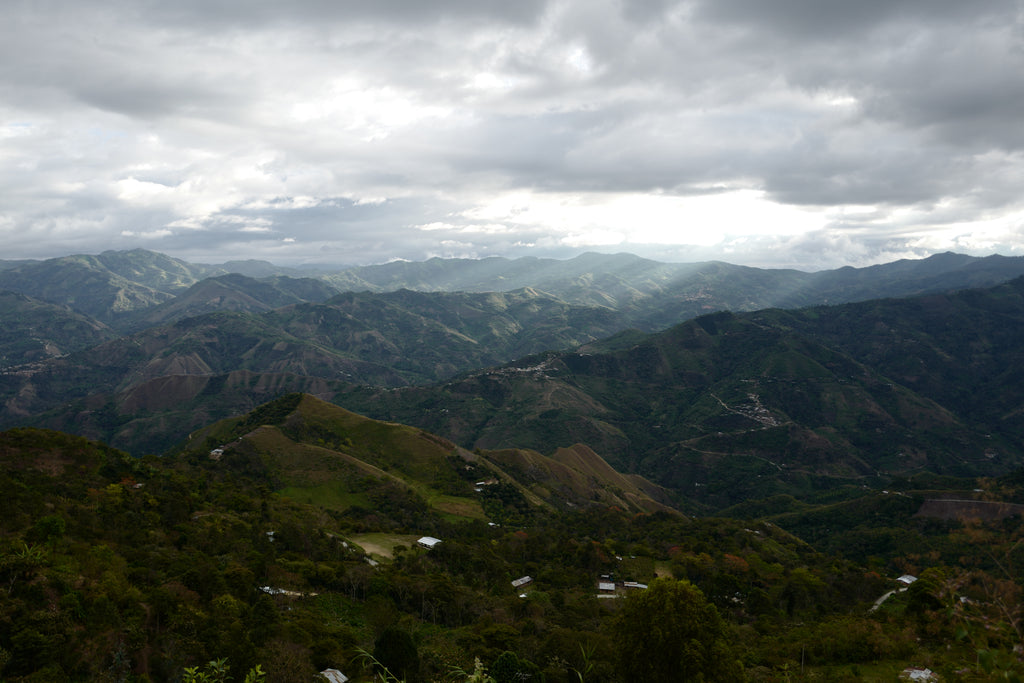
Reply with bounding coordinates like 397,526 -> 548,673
1,427 -> 1024,681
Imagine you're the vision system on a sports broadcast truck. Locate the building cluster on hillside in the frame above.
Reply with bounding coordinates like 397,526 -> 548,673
595,574 -> 648,598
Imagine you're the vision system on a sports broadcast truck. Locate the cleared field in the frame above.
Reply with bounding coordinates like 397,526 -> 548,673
350,532 -> 423,560
278,484 -> 370,510
423,492 -> 487,521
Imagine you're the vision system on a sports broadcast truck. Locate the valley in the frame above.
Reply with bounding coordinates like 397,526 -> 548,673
2,249 -> 1024,680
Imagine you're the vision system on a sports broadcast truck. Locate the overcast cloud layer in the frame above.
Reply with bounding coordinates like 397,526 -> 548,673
2,0 -> 1023,270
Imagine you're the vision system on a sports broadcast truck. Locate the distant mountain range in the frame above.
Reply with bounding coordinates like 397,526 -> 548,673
4,248 -> 1024,333
3,248 -> 1024,511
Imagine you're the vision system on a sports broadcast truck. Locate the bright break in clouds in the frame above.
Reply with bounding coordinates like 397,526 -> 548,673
2,0 -> 1023,270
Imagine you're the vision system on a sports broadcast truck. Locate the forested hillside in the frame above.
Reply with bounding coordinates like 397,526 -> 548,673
4,403 -> 1024,681
4,250 -> 1024,680
338,277 -> 1024,511
6,267 -> 1024,515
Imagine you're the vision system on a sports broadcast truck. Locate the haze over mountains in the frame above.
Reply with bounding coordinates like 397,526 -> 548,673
3,248 -> 1024,334
3,248 -> 1024,513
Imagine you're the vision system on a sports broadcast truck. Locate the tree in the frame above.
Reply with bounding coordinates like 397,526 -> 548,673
611,578 -> 741,682
372,626 -> 420,682
490,651 -> 540,683
182,659 -> 266,683
1,541 -> 47,596
906,567 -> 948,616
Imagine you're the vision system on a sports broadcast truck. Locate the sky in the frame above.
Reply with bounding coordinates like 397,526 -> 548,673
2,0 -> 1023,271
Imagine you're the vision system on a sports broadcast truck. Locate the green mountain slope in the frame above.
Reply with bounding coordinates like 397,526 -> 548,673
0,289 -> 627,454
268,288 -> 627,381
178,393 -> 672,517
753,277 -> 1024,443
121,273 -> 340,332
0,291 -> 115,369
335,280 -> 1024,509
0,310 -> 407,451
0,249 -> 219,326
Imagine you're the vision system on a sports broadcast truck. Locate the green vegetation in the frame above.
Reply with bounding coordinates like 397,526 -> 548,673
338,278 -> 1024,513
182,659 -> 266,683
2,250 -> 1024,480
3,414 -> 1024,680
0,291 -> 114,367
612,578 -> 740,682
7,250 -> 1024,679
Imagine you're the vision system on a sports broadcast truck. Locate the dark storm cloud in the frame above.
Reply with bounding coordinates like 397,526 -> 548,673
143,0 -> 549,29
697,0 -> 990,39
694,0 -> 1024,151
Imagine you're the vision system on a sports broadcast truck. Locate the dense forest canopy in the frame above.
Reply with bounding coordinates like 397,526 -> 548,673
2,415 -> 1024,681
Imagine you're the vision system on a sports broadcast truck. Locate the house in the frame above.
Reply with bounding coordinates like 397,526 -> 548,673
897,574 -> 918,586
417,536 -> 442,550
899,667 -> 937,681
259,586 -> 307,597
511,576 -> 533,588
598,581 -> 616,592
623,581 -> 648,589
320,669 -> 349,683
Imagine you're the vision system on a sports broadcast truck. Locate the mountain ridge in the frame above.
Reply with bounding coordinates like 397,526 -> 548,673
4,249 -> 1024,512
179,393 -> 673,516
332,278 -> 1024,509
5,248 -> 1024,335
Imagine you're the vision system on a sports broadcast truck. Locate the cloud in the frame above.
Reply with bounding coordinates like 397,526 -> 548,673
0,0 -> 1022,269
